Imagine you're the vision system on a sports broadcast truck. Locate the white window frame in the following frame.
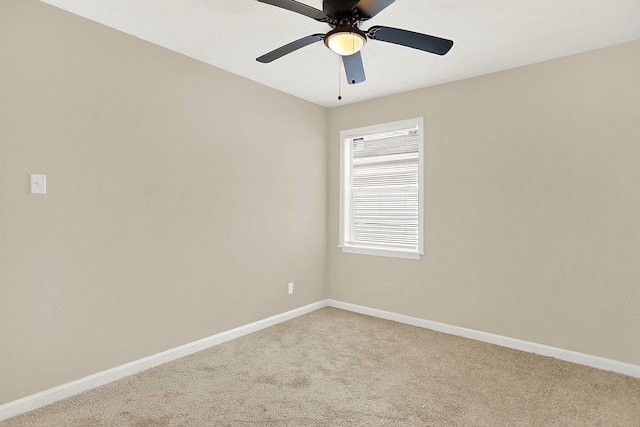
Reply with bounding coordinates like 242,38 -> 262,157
339,117 -> 424,260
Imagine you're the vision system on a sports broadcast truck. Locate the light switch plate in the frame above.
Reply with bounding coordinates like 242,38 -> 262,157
30,174 -> 46,194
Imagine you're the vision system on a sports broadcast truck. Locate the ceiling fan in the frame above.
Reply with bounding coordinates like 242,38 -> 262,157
256,0 -> 454,85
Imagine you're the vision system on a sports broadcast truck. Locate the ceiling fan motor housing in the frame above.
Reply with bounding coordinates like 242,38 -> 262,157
323,0 -> 363,18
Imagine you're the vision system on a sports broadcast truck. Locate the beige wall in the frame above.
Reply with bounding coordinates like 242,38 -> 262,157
2,0 -> 639,409
0,0 -> 327,404
328,40 -> 640,366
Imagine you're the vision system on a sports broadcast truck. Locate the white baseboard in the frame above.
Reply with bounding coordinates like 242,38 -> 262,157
0,300 -> 329,422
4,298 -> 639,422
327,299 -> 640,379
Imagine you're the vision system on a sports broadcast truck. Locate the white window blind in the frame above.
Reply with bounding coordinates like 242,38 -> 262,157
340,118 -> 424,259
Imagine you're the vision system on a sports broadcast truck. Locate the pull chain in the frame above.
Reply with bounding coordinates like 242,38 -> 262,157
350,32 -> 355,84
337,33 -> 358,101
338,55 -> 342,101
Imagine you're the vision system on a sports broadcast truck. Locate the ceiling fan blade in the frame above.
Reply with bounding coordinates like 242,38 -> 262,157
367,25 -> 453,55
355,0 -> 395,19
256,34 -> 324,63
342,51 -> 366,85
257,0 -> 328,22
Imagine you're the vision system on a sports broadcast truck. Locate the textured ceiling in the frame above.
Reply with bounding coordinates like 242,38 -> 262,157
40,0 -> 640,108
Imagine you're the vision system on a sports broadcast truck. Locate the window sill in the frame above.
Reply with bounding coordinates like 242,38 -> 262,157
339,245 -> 423,260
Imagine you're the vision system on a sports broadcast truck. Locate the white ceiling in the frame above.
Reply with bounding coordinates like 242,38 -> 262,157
40,0 -> 640,108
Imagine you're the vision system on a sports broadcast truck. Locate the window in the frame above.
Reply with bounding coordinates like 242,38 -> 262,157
339,117 -> 424,259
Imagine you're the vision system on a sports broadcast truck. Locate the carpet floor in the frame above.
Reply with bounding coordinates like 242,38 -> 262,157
2,307 -> 639,426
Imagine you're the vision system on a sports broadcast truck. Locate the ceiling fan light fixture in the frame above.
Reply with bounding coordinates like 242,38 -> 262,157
324,27 -> 366,56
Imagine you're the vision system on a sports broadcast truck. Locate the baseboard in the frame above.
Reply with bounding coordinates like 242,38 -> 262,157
4,298 -> 638,422
327,299 -> 640,379
0,300 -> 329,422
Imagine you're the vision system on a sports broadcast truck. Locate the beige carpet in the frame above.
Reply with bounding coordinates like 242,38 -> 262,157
3,307 -> 640,426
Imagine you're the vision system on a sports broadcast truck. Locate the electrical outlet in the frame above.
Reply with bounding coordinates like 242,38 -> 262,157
288,282 -> 294,295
